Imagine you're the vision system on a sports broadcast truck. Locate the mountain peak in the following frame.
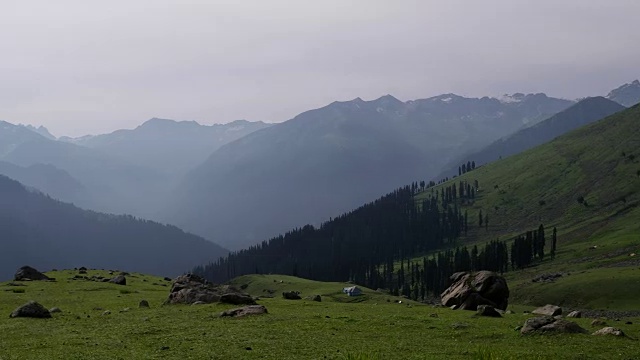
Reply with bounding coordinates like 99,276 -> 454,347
606,80 -> 640,107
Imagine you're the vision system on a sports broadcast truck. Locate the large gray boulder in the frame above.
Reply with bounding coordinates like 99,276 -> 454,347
14,266 -> 50,281
441,271 -> 509,311
219,305 -> 268,318
109,275 -> 127,285
165,274 -> 255,305
521,316 -> 588,335
532,304 -> 562,316
10,301 -> 52,318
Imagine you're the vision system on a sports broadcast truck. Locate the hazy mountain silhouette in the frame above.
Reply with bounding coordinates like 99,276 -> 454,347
607,80 -> 640,107
166,93 -> 573,249
435,96 -> 626,179
0,161 -> 86,203
0,175 -> 228,280
61,118 -> 271,176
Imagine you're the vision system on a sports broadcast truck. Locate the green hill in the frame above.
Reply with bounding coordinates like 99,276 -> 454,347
416,103 -> 640,309
1,270 -> 638,359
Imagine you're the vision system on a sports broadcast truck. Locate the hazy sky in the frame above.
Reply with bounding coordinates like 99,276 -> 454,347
1,0 -> 639,137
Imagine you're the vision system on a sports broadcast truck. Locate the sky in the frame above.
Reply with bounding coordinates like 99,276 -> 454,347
1,0 -> 639,137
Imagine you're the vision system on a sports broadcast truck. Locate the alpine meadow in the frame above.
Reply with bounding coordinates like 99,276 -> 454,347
2,2 -> 640,359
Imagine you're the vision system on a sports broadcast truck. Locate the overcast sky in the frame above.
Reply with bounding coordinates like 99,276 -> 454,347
1,0 -> 639,137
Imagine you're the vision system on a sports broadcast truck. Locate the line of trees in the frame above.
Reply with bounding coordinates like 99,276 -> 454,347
458,160 -> 477,176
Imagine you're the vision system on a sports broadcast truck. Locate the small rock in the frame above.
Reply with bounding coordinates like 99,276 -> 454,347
139,300 -> 150,308
119,308 -> 131,313
532,304 -> 562,317
282,291 -> 301,300
10,301 -> 52,318
109,275 -> 126,286
591,319 -> 607,326
521,316 -> 588,335
429,313 -> 439,318
219,305 -> 268,318
592,327 -> 625,337
102,310 -> 111,316
191,301 -> 206,306
245,347 -> 252,351
163,277 -> 172,282
161,346 -> 170,350
477,305 -> 502,317
220,293 -> 257,305
567,311 -> 581,318
49,307 -> 62,313
311,295 -> 322,302
505,310 -> 515,314
625,321 -> 633,325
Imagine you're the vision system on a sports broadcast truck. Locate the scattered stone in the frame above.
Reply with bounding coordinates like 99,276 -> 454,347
165,274 -> 254,305
49,307 -> 62,313
78,269 -> 87,274
102,310 -> 111,316
6,282 -> 26,287
441,271 -> 509,311
311,295 -> 322,302
282,291 -> 302,300
625,321 -> 633,325
79,267 -> 87,271
109,275 -> 127,286
160,346 -> 170,350
451,322 -> 469,329
220,293 -> 257,305
119,308 -> 131,313
139,300 -> 150,308
521,316 -> 588,335
93,307 -> 104,311
592,327 -> 625,337
246,347 -> 252,351
191,301 -> 206,306
567,311 -> 582,318
163,277 -> 171,282
14,266 -> 50,281
532,304 -> 562,317
591,319 -> 607,326
476,305 -> 502,317
219,305 -> 268,318
450,304 -> 459,310
10,301 -> 52,318
429,313 -> 439,318
505,310 -> 515,314
531,272 -> 564,283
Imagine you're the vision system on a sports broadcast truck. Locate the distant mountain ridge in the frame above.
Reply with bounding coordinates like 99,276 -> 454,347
60,118 -> 272,176
166,91 -> 574,249
435,96 -> 626,179
0,175 -> 228,280
607,79 -> 640,107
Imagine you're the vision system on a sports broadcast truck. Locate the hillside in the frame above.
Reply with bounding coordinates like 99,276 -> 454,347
416,103 -> 640,308
195,104 -> 640,309
0,175 -> 228,280
0,271 -> 637,359
0,160 -> 86,203
167,93 -> 572,249
436,97 -> 626,178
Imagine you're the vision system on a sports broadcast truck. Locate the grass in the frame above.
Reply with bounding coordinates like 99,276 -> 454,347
412,105 -> 640,309
1,271 -> 639,359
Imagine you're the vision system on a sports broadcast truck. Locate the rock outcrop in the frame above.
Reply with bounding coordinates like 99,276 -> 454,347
219,305 -> 268,318
14,266 -> 50,281
521,316 -> 588,335
165,274 -> 256,305
532,304 -> 562,316
566,311 -> 581,318
282,291 -> 302,300
109,275 -> 127,285
10,301 -> 52,318
476,305 -> 502,317
441,271 -> 509,311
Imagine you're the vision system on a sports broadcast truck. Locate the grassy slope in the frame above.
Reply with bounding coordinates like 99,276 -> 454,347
1,271 -> 639,360
416,104 -> 640,309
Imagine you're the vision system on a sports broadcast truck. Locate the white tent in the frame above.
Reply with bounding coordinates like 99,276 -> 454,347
342,286 -> 363,296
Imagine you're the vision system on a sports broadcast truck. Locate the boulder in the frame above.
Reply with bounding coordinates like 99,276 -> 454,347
139,300 -> 150,308
14,266 -> 50,281
521,316 -> 588,335
567,311 -> 581,318
532,304 -> 562,317
109,275 -> 127,285
592,327 -> 625,337
165,274 -> 252,305
476,305 -> 502,317
10,301 -> 52,318
441,271 -> 509,311
220,293 -> 257,305
220,305 -> 268,318
311,295 -> 322,302
282,291 -> 302,300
